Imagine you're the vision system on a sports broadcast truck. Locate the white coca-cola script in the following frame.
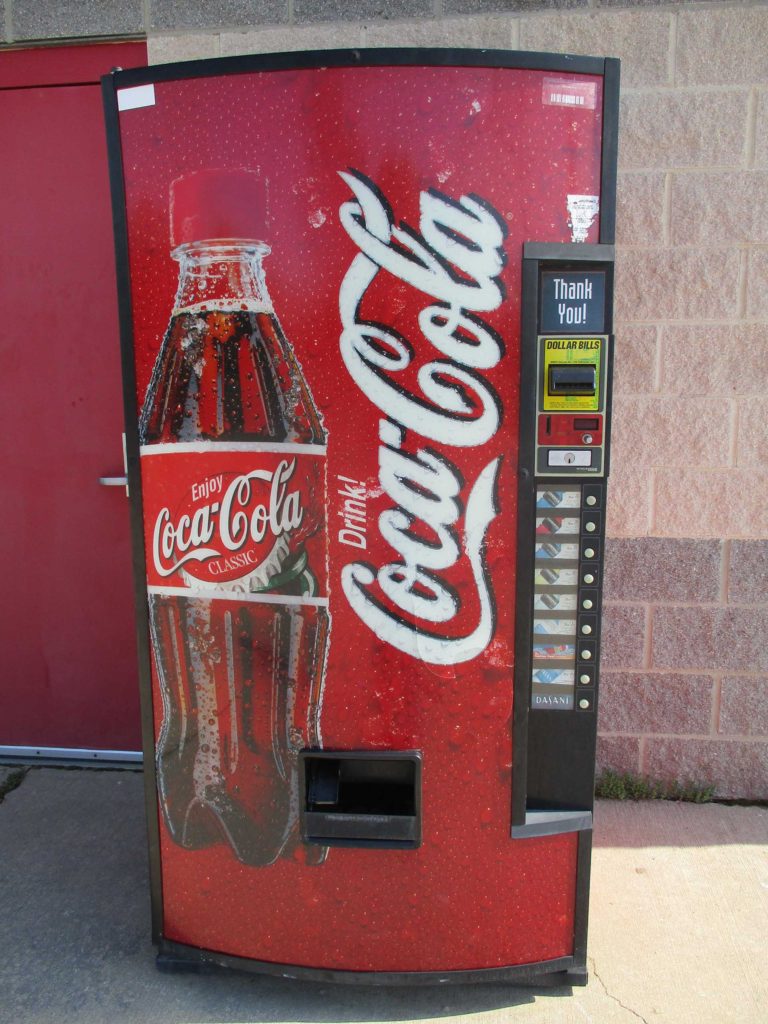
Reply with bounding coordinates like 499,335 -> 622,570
151,459 -> 304,578
337,170 -> 507,665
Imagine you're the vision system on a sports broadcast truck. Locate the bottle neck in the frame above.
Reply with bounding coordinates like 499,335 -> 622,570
172,240 -> 272,315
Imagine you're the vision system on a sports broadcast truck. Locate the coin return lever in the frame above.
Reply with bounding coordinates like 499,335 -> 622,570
299,751 -> 422,849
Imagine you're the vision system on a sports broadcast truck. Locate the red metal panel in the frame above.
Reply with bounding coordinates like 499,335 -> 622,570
0,46 -> 146,750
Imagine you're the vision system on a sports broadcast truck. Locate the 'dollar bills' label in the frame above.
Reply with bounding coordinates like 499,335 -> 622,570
140,443 -> 325,597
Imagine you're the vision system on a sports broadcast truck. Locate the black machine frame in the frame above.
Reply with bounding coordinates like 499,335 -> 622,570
102,46 -> 620,987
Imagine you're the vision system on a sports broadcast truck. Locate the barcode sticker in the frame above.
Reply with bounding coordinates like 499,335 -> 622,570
542,78 -> 597,111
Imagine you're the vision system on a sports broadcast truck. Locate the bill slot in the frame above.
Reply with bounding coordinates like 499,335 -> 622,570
548,364 -> 597,395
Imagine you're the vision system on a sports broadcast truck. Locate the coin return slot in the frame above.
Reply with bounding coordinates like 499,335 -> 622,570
300,751 -> 421,849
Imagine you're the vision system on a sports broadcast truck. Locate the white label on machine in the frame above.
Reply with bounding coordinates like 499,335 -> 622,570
547,450 -> 592,468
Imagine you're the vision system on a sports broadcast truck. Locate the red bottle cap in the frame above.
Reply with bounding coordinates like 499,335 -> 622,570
170,168 -> 267,247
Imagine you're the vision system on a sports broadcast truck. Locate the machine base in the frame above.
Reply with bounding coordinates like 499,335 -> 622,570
156,939 -> 587,987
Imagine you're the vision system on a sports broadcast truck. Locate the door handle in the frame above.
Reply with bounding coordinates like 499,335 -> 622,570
99,475 -> 129,497
99,433 -> 130,496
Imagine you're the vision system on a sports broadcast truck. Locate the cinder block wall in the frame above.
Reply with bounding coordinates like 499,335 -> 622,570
4,0 -> 766,798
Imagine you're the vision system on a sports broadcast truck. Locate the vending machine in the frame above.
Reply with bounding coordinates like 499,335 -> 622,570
103,48 -> 618,986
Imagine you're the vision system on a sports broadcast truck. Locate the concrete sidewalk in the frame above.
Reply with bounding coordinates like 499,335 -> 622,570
0,768 -> 765,1024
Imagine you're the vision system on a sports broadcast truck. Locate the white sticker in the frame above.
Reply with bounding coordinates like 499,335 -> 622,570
566,195 -> 600,244
548,450 -> 593,468
117,84 -> 156,111
543,78 -> 597,111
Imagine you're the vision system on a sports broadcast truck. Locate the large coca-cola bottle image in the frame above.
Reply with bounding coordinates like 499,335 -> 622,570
139,169 -> 328,866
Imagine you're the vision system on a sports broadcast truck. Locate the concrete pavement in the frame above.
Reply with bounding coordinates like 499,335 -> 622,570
0,767 -> 765,1024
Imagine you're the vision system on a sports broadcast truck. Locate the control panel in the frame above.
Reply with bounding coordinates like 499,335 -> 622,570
536,266 -> 610,476
513,242 -> 615,824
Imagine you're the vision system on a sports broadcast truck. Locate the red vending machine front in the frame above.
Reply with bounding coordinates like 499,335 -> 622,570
104,49 -> 618,985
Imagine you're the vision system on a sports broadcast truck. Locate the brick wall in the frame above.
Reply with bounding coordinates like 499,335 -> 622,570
4,0 -> 766,797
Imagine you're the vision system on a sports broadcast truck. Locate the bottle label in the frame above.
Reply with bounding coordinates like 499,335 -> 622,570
140,442 -> 327,602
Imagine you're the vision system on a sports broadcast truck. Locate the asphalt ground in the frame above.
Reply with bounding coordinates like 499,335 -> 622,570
0,767 -> 765,1024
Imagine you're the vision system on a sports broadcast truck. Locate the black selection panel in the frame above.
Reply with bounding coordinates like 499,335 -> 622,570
531,483 -> 604,712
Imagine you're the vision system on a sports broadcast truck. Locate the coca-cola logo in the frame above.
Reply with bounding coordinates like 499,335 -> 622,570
337,170 -> 506,665
151,459 -> 304,585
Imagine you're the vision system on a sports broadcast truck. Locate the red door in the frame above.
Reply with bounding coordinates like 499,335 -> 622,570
0,42 -> 147,755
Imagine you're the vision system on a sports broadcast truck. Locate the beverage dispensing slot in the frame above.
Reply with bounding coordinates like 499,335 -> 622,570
307,758 -> 341,807
300,751 -> 422,849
